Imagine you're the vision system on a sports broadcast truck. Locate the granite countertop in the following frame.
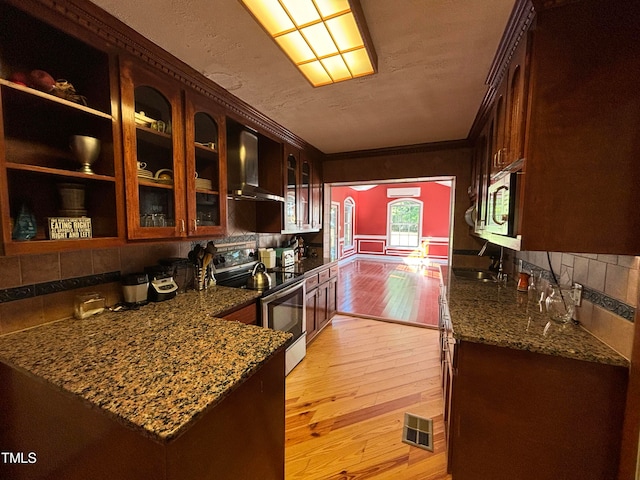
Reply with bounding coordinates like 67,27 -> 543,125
0,286 -> 291,442
442,267 -> 628,368
290,257 -> 337,275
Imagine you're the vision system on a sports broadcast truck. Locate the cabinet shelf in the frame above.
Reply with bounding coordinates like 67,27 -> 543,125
137,178 -> 174,190
0,79 -> 112,120
4,236 -> 123,256
136,126 -> 172,146
6,162 -> 116,183
194,143 -> 219,155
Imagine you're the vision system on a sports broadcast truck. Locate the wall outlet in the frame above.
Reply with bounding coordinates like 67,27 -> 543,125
574,283 -> 583,307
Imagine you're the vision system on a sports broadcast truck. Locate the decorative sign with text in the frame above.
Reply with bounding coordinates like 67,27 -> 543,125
47,217 -> 92,240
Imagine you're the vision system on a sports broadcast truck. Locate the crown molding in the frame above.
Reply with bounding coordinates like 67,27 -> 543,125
324,139 -> 471,162
467,0 -> 535,141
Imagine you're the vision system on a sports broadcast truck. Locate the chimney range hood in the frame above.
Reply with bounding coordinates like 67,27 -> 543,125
227,128 -> 284,202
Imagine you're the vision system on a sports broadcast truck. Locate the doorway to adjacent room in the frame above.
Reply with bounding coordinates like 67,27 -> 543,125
328,177 -> 454,327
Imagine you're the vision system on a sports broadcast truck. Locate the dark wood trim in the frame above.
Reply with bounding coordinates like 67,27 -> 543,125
324,139 -> 470,161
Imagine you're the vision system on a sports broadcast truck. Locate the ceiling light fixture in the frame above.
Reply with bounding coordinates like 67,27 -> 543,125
240,0 -> 377,87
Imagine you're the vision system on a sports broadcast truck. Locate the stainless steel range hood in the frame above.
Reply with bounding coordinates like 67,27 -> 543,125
227,128 -> 284,202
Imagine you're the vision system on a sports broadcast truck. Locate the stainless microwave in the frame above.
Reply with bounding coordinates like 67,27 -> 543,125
486,171 -> 518,236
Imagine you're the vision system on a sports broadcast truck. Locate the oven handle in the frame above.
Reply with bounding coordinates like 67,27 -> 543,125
261,278 -> 305,302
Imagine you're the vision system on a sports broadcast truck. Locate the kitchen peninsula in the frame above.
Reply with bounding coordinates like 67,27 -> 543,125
0,286 -> 290,480
440,267 -> 628,480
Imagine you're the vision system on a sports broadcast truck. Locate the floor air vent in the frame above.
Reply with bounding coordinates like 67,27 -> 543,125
402,413 -> 434,451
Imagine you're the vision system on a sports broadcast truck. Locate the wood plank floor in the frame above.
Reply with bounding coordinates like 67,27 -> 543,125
338,259 -> 441,327
285,315 -> 451,480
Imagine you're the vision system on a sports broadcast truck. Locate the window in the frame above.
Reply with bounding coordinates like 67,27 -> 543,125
344,197 -> 354,248
388,199 -> 422,247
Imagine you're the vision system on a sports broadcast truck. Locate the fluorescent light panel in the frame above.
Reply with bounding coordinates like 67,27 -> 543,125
240,0 -> 376,87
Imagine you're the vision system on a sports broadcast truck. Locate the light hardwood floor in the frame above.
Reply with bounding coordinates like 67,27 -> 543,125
337,259 -> 441,327
285,315 -> 451,479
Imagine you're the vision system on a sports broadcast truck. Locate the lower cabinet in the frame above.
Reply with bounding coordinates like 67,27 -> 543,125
438,290 -> 455,470
449,341 -> 627,480
0,349 -> 286,480
305,264 -> 338,343
221,302 -> 258,325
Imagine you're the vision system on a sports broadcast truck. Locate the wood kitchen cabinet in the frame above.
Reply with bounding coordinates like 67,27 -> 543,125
285,145 -> 301,231
184,90 -> 227,237
221,301 -> 258,325
0,345 -> 286,480
488,34 -> 528,175
438,285 -> 455,470
1,0 -> 324,255
310,152 -> 323,230
305,263 -> 338,344
472,0 -> 640,253
0,1 -> 125,255
120,58 -> 185,239
256,142 -> 322,234
449,341 -> 627,480
438,265 -> 629,479
120,58 -> 226,240
282,145 -> 316,233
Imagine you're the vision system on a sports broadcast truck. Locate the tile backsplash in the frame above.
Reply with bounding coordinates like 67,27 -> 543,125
516,251 -> 638,359
0,198 -> 322,336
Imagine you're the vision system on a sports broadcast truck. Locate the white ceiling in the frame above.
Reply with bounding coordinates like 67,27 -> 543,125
90,0 -> 515,154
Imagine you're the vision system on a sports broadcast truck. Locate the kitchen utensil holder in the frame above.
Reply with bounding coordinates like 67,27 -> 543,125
195,265 -> 214,291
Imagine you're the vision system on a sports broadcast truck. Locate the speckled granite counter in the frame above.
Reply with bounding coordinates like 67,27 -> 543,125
442,266 -> 628,368
0,286 -> 291,442
284,256 -> 337,275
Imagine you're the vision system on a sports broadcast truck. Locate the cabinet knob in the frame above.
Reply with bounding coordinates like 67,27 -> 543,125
180,219 -> 185,233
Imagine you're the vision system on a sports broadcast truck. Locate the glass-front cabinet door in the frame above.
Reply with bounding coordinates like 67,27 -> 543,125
300,155 -> 311,229
184,91 -> 226,236
120,58 -> 186,239
285,149 -> 298,231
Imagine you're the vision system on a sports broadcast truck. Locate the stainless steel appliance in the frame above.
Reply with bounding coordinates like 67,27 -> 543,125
121,273 -> 149,306
226,122 -> 285,202
485,159 -> 523,236
260,280 -> 306,375
214,243 -> 306,375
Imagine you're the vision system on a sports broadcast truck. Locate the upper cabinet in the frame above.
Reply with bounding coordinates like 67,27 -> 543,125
120,58 -> 226,240
256,141 -> 322,234
0,0 -> 324,255
0,1 -> 124,255
310,152 -> 323,231
471,0 -> 640,254
184,91 -> 227,237
285,146 -> 300,232
488,36 -> 529,176
120,60 -> 184,239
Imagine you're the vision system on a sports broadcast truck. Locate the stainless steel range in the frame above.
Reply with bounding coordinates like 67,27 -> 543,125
213,243 -> 306,375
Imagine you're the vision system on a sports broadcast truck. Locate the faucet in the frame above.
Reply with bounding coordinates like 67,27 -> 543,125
478,241 -> 505,280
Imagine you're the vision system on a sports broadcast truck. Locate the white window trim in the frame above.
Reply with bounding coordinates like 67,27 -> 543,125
344,197 -> 355,249
386,198 -> 423,249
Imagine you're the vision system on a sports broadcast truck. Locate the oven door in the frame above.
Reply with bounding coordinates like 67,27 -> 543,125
260,280 -> 306,346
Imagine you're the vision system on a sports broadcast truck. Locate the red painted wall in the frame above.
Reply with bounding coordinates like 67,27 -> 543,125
331,181 -> 451,260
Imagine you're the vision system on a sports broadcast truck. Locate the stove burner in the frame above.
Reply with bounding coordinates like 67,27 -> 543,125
215,264 -> 302,295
